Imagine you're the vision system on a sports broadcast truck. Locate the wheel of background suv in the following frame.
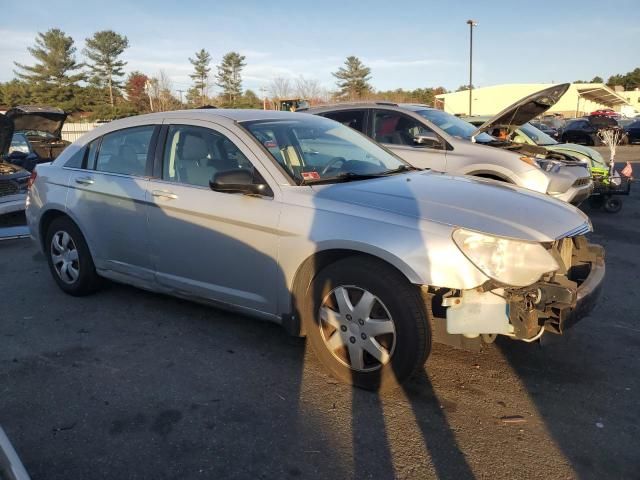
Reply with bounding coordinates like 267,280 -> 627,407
302,257 -> 431,391
603,196 -> 622,213
45,216 -> 101,296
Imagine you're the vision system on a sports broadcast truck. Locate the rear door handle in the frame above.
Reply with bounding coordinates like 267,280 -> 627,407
75,177 -> 94,185
152,190 -> 178,200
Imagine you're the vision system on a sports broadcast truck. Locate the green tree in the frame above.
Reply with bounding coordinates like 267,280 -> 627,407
13,28 -> 84,106
0,80 -> 32,107
332,56 -> 371,100
216,51 -> 246,105
607,68 -> 640,90
456,84 -> 473,92
591,76 -> 604,83
189,49 -> 212,106
84,30 -> 129,107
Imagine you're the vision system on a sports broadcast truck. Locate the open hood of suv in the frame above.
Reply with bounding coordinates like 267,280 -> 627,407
0,114 -> 14,156
471,83 -> 570,139
5,105 -> 67,138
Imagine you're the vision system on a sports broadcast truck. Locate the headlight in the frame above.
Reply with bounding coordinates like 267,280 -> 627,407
519,156 -> 561,173
452,228 -> 559,287
535,159 -> 562,173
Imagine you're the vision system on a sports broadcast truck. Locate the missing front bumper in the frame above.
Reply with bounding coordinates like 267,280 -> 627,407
506,239 -> 605,338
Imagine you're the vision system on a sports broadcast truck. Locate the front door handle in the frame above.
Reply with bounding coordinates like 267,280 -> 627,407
75,177 -> 94,185
152,190 -> 178,200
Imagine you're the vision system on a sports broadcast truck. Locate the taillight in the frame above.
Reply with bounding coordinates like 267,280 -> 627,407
27,170 -> 37,189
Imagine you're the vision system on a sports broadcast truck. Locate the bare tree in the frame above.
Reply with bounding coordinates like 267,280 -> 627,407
294,76 -> 321,100
147,70 -> 180,111
268,76 -> 292,99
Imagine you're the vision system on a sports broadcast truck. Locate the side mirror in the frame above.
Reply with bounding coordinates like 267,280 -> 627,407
413,133 -> 442,149
210,169 -> 270,196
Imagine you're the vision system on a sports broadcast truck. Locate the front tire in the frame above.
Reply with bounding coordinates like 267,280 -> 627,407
45,216 -> 101,296
302,257 -> 431,391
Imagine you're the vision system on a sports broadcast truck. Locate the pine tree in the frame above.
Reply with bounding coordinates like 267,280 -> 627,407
332,56 -> 372,100
84,30 -> 129,107
216,52 -> 246,106
13,28 -> 84,106
189,49 -> 212,106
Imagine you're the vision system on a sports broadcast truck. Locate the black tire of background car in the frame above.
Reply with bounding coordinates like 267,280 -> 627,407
302,256 -> 432,391
45,216 -> 102,296
604,197 -> 623,214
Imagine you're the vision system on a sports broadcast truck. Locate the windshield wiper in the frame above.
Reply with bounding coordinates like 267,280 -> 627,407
302,165 -> 419,185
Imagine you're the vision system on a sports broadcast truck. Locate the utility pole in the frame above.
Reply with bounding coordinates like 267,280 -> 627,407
466,19 -> 478,116
259,86 -> 268,110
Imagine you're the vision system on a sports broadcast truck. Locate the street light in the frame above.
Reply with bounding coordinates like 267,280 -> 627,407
466,19 -> 478,116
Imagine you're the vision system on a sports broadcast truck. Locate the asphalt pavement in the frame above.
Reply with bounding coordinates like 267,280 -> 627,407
1,181 -> 639,479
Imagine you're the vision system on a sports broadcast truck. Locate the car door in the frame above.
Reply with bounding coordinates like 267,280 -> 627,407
370,109 -> 447,171
65,124 -> 159,285
146,120 -> 282,314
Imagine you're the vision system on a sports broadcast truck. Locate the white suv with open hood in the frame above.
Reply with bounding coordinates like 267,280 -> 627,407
306,84 -> 593,205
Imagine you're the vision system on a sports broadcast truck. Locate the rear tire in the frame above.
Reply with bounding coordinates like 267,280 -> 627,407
45,216 -> 102,296
301,257 -> 431,391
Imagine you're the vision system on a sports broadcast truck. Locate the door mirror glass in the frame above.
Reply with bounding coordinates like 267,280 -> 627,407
210,169 -> 270,196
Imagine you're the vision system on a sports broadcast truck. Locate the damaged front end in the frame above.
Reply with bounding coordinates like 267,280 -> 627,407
431,235 -> 605,347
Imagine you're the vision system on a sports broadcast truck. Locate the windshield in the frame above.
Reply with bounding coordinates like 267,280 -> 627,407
241,115 -> 410,183
518,123 -> 558,146
415,109 -> 494,143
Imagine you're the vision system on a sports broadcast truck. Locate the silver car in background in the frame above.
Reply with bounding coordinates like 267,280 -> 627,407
306,84 -> 593,205
26,110 -> 604,390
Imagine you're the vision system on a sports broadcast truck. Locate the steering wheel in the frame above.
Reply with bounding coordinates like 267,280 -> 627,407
321,157 -> 347,175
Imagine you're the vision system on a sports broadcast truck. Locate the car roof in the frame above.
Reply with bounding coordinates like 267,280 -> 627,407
305,102 -> 436,113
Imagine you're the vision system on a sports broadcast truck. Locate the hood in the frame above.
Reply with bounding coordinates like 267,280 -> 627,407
5,105 -> 67,138
471,83 -> 570,139
0,114 -> 14,156
313,171 -> 589,243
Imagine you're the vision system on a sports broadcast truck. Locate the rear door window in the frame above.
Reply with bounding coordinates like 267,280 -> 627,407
95,126 -> 155,176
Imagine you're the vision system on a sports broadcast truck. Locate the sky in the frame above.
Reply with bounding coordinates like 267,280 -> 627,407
1,0 -> 639,96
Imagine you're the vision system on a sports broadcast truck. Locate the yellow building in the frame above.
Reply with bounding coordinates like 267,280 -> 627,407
435,83 -> 631,118
621,89 -> 640,113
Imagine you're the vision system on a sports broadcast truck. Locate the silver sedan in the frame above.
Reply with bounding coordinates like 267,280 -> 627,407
26,110 -> 604,390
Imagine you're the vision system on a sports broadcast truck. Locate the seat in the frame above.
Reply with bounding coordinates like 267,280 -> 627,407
177,134 -> 216,187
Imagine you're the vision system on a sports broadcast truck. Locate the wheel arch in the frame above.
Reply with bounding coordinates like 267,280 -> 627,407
285,247 -> 421,337
39,209 -> 92,258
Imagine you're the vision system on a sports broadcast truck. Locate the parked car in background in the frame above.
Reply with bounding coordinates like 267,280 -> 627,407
562,116 -> 628,145
4,106 -> 70,171
623,119 -> 640,143
529,120 -> 560,140
306,84 -> 593,205
26,110 -> 605,390
590,108 -> 619,118
0,114 -> 30,215
467,117 -> 608,173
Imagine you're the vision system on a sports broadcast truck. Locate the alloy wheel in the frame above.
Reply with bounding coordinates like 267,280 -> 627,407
318,285 -> 396,372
